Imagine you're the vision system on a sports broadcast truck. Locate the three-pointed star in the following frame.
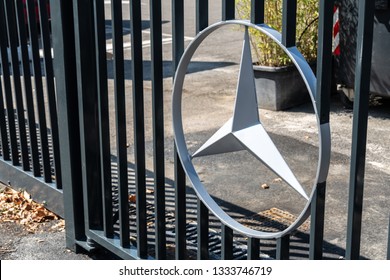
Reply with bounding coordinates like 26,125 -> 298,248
191,27 -> 308,200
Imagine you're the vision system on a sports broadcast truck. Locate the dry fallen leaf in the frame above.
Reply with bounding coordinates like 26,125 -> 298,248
50,220 -> 65,232
128,194 -> 136,203
261,183 -> 270,189
273,178 -> 283,183
146,189 -> 154,194
0,187 -> 61,232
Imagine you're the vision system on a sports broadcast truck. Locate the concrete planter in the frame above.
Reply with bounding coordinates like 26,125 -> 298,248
254,64 -> 311,111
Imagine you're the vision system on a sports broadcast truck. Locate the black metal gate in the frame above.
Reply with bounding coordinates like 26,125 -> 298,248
1,0 -> 388,260
0,0 -> 62,216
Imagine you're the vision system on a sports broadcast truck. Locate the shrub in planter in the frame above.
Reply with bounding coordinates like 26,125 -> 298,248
235,0 -> 319,110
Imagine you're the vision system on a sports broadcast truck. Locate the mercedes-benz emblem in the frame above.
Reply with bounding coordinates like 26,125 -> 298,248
172,20 -> 331,239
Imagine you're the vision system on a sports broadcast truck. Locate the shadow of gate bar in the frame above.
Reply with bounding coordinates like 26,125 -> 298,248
0,0 -> 382,260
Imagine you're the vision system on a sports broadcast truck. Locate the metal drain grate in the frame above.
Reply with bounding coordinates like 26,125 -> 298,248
167,223 -> 248,260
109,162 -> 315,259
240,207 -> 310,233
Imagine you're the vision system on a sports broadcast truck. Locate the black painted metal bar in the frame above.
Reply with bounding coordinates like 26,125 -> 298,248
247,238 -> 260,260
387,216 -> 390,260
0,2 -> 11,162
282,0 -> 297,47
4,0 -> 29,171
172,0 -> 186,260
174,150 -> 187,260
130,0 -> 148,259
94,0 -> 112,238
276,235 -> 290,260
51,0 -> 85,251
309,0 -> 333,258
197,200 -> 209,260
26,0 -> 51,182
0,74 -> 9,160
112,0 -> 129,249
0,2 -> 18,165
222,0 -> 235,21
251,0 -> 265,24
221,225 -> 233,260
310,182 -> 326,259
172,0 -> 184,70
38,0 -> 62,188
346,0 -> 375,260
196,0 -> 208,34
150,0 -> 166,260
14,0 -> 40,176
195,2 -> 210,260
72,0 -> 103,233
315,0 -> 333,125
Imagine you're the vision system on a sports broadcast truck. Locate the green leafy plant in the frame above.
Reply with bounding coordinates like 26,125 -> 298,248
235,0 -> 319,67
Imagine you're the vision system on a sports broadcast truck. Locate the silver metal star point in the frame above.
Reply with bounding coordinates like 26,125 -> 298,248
192,27 -> 308,200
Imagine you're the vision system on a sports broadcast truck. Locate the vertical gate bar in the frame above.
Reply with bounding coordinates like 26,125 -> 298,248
315,0 -> 333,126
346,0 -> 375,260
4,0 -> 29,170
94,0 -> 113,238
26,0 -> 51,182
387,216 -> 390,260
130,0 -> 148,258
38,0 -> 62,188
112,0 -> 129,248
174,150 -> 187,259
197,200 -> 209,260
150,0 -> 166,259
72,0 -> 103,233
247,238 -> 260,260
0,66 -> 19,165
282,0 -> 297,47
51,0 -> 85,251
0,74 -> 9,160
222,0 -> 235,21
309,0 -> 333,259
276,235 -> 290,260
0,0 -> 17,164
221,225 -> 233,260
172,0 -> 184,69
172,0 -> 186,260
251,0 -> 265,24
14,0 -> 40,176
196,0 -> 208,34
195,2 -> 210,260
0,1 -> 13,162
309,182 -> 326,259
